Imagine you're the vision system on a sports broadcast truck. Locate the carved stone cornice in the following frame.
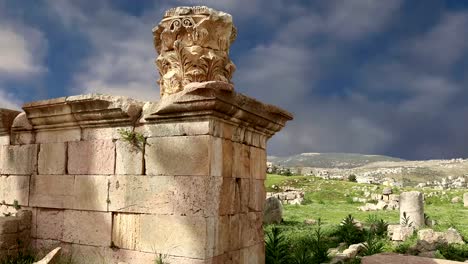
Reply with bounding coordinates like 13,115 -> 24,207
16,94 -> 144,131
142,81 -> 293,137
153,6 -> 237,97
0,109 -> 21,136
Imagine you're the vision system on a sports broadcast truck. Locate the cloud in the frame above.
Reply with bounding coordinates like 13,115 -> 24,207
0,20 -> 47,78
45,1 -> 172,100
36,1 -> 468,159
403,12 -> 468,70
0,88 -> 21,110
0,2 -> 48,108
325,0 -> 402,41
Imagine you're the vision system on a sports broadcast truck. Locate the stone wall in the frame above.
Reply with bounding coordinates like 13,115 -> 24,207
0,82 -> 292,263
0,209 -> 32,260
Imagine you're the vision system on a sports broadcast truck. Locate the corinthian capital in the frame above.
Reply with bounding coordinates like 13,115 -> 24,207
153,6 -> 237,97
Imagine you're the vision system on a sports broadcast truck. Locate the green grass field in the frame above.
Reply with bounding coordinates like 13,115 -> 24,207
265,174 -> 468,237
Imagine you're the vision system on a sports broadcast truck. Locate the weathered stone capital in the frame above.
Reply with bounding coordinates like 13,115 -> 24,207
153,6 -> 237,97
19,94 -> 144,131
0,108 -> 21,136
142,81 -> 293,137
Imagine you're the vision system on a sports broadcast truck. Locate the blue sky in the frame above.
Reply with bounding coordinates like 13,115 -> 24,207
1,0 -> 468,160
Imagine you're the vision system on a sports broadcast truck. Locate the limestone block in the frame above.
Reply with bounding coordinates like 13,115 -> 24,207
240,212 -> 263,248
240,243 -> 264,264
63,210 -> 111,247
223,250 -> 241,264
0,218 -> 18,234
31,239 -> 71,261
111,247 -> 160,264
73,175 -> 109,211
250,147 -> 266,180
136,121 -> 211,138
232,143 -> 250,178
145,136 -> 210,176
0,136 -> 9,145
68,140 -> 115,175
38,143 -> 67,175
215,216 -> 230,257
112,213 -> 213,259
219,178 -> 235,216
249,180 -> 266,212
115,140 -> 144,175
10,131 -> 34,145
0,144 -> 37,175
0,175 -> 30,205
108,175 -> 175,214
400,191 -> 424,228
239,178 -> 249,213
464,193 -> 468,207
174,176 -> 223,217
82,126 -> 132,140
229,214 -> 241,251
36,209 -> 64,240
222,139 -> 233,178
210,137 -> 222,177
30,175 -> 109,211
30,175 -> 74,209
36,129 -> 81,143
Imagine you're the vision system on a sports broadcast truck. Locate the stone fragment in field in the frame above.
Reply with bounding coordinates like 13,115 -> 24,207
263,197 -> 282,225
451,196 -> 461,203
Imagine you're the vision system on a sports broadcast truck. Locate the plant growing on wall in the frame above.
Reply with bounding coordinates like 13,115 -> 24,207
118,129 -> 145,150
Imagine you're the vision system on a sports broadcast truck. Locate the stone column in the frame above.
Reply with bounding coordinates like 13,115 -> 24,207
400,191 -> 424,228
464,193 -> 468,208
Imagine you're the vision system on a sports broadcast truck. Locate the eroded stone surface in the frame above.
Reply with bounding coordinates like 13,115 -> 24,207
109,175 -> 175,214
30,175 -> 108,211
115,140 -> 144,175
0,176 -> 30,205
38,143 -> 67,175
68,140 -> 115,175
0,145 -> 38,175
62,210 -> 111,247
112,214 -> 213,258
145,136 -> 210,176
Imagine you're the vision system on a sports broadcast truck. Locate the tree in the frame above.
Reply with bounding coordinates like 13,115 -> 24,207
348,174 -> 357,182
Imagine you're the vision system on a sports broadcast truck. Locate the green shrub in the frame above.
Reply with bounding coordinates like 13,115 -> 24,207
335,215 -> 365,246
0,251 -> 35,264
366,215 -> 389,237
348,175 -> 357,182
265,227 -> 291,264
309,219 -> 329,263
361,234 -> 385,256
436,243 -> 468,261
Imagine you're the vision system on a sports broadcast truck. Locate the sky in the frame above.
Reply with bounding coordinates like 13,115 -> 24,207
1,0 -> 468,160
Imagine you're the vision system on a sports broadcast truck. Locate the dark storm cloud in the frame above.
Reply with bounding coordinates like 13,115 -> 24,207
0,0 -> 467,159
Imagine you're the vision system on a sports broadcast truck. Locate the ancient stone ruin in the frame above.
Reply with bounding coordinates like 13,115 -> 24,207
0,6 -> 292,264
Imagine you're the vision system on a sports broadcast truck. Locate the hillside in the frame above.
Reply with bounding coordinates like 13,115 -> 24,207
268,152 -> 404,169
